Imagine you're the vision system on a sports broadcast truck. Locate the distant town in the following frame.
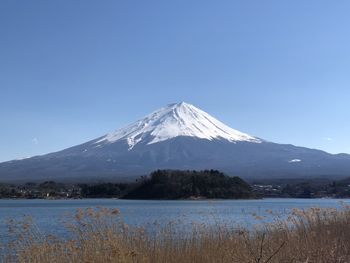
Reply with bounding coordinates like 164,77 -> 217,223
1,170 -> 350,199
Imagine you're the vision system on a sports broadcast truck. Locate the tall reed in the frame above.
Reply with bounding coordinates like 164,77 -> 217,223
2,204 -> 350,263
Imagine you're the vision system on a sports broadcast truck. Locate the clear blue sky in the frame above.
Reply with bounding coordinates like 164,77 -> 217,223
1,0 -> 350,162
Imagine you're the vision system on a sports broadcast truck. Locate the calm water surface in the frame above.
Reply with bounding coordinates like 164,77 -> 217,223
1,198 -> 349,242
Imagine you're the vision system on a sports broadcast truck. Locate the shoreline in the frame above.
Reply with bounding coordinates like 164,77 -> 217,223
0,196 -> 349,201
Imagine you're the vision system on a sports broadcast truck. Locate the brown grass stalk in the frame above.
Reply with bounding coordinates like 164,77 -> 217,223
2,205 -> 350,263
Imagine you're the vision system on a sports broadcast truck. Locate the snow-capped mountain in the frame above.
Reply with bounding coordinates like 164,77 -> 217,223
0,102 -> 350,182
96,102 -> 261,149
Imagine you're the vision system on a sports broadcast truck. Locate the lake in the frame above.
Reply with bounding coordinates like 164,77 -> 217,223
1,198 -> 349,243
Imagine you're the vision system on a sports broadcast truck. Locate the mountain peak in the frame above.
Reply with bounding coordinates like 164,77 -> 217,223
96,103 -> 261,149
168,101 -> 191,107
165,102 -> 195,112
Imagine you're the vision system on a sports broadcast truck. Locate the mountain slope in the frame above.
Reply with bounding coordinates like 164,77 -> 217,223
0,102 -> 350,182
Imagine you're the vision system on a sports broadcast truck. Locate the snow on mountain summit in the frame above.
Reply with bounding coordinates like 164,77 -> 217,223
96,102 -> 261,149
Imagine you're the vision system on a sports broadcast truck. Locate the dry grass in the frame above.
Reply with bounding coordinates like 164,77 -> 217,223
2,204 -> 350,263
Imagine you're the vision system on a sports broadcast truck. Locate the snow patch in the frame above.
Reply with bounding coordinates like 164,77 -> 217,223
289,159 -> 302,163
15,156 -> 32,161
